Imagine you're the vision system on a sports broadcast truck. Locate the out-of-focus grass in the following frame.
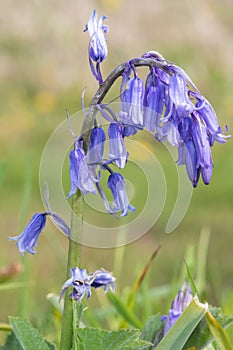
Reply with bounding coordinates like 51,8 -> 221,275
0,0 -> 232,328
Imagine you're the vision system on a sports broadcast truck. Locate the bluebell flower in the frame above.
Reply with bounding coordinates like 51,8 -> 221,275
161,281 -> 193,335
87,126 -> 106,167
59,267 -> 93,302
191,91 -> 230,146
85,10 -> 108,83
108,123 -> 128,169
168,73 -> 195,119
9,213 -> 48,255
90,269 -> 115,292
178,139 -> 201,187
144,68 -> 168,132
107,172 -> 135,216
120,76 -> 144,126
59,267 -> 116,302
67,141 -> 96,198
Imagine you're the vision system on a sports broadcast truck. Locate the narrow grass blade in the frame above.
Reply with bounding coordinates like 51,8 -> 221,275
107,291 -> 142,329
206,310 -> 233,350
156,297 -> 208,350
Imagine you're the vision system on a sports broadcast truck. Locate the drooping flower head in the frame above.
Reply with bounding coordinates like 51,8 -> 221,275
59,267 -> 116,302
9,213 -> 48,255
161,281 -> 193,335
107,172 -> 135,216
85,9 -> 108,83
140,52 -> 229,187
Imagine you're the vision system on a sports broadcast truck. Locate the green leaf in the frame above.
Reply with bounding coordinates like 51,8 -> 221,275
184,306 -> 233,349
9,316 -> 51,350
140,313 -> 163,344
206,310 -> 233,350
76,328 -> 152,350
107,291 -> 142,328
156,297 -> 208,350
0,332 -> 22,350
45,340 -> 57,350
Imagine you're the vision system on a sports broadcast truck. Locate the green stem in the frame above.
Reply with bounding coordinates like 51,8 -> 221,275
59,191 -> 83,350
59,55 -> 168,349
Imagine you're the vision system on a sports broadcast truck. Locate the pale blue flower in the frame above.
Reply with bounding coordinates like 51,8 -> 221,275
67,141 -> 96,198
85,10 -> 108,83
87,126 -> 106,167
59,267 -> 92,302
59,267 -> 116,302
107,172 -> 135,216
108,123 -> 128,169
120,76 -> 144,126
89,269 -> 115,292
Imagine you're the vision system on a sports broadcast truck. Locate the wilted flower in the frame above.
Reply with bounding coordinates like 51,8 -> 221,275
161,281 -> 193,335
108,123 -> 128,169
67,140 -> 96,198
107,172 -> 135,216
59,267 -> 116,302
85,9 -> 108,83
9,213 -> 48,255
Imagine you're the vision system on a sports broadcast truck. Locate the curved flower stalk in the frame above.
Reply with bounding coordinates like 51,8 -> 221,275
69,51 -> 229,216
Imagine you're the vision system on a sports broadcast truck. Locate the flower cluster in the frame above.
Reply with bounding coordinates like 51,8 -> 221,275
9,10 -> 229,256
161,281 -> 193,335
68,28 -> 229,216
59,267 -> 115,302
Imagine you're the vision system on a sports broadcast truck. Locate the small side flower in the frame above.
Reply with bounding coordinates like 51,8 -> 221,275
161,281 -> 193,335
90,269 -> 115,292
59,267 -> 116,302
59,267 -> 93,302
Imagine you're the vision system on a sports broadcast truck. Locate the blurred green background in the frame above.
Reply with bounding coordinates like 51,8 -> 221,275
0,0 -> 233,329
